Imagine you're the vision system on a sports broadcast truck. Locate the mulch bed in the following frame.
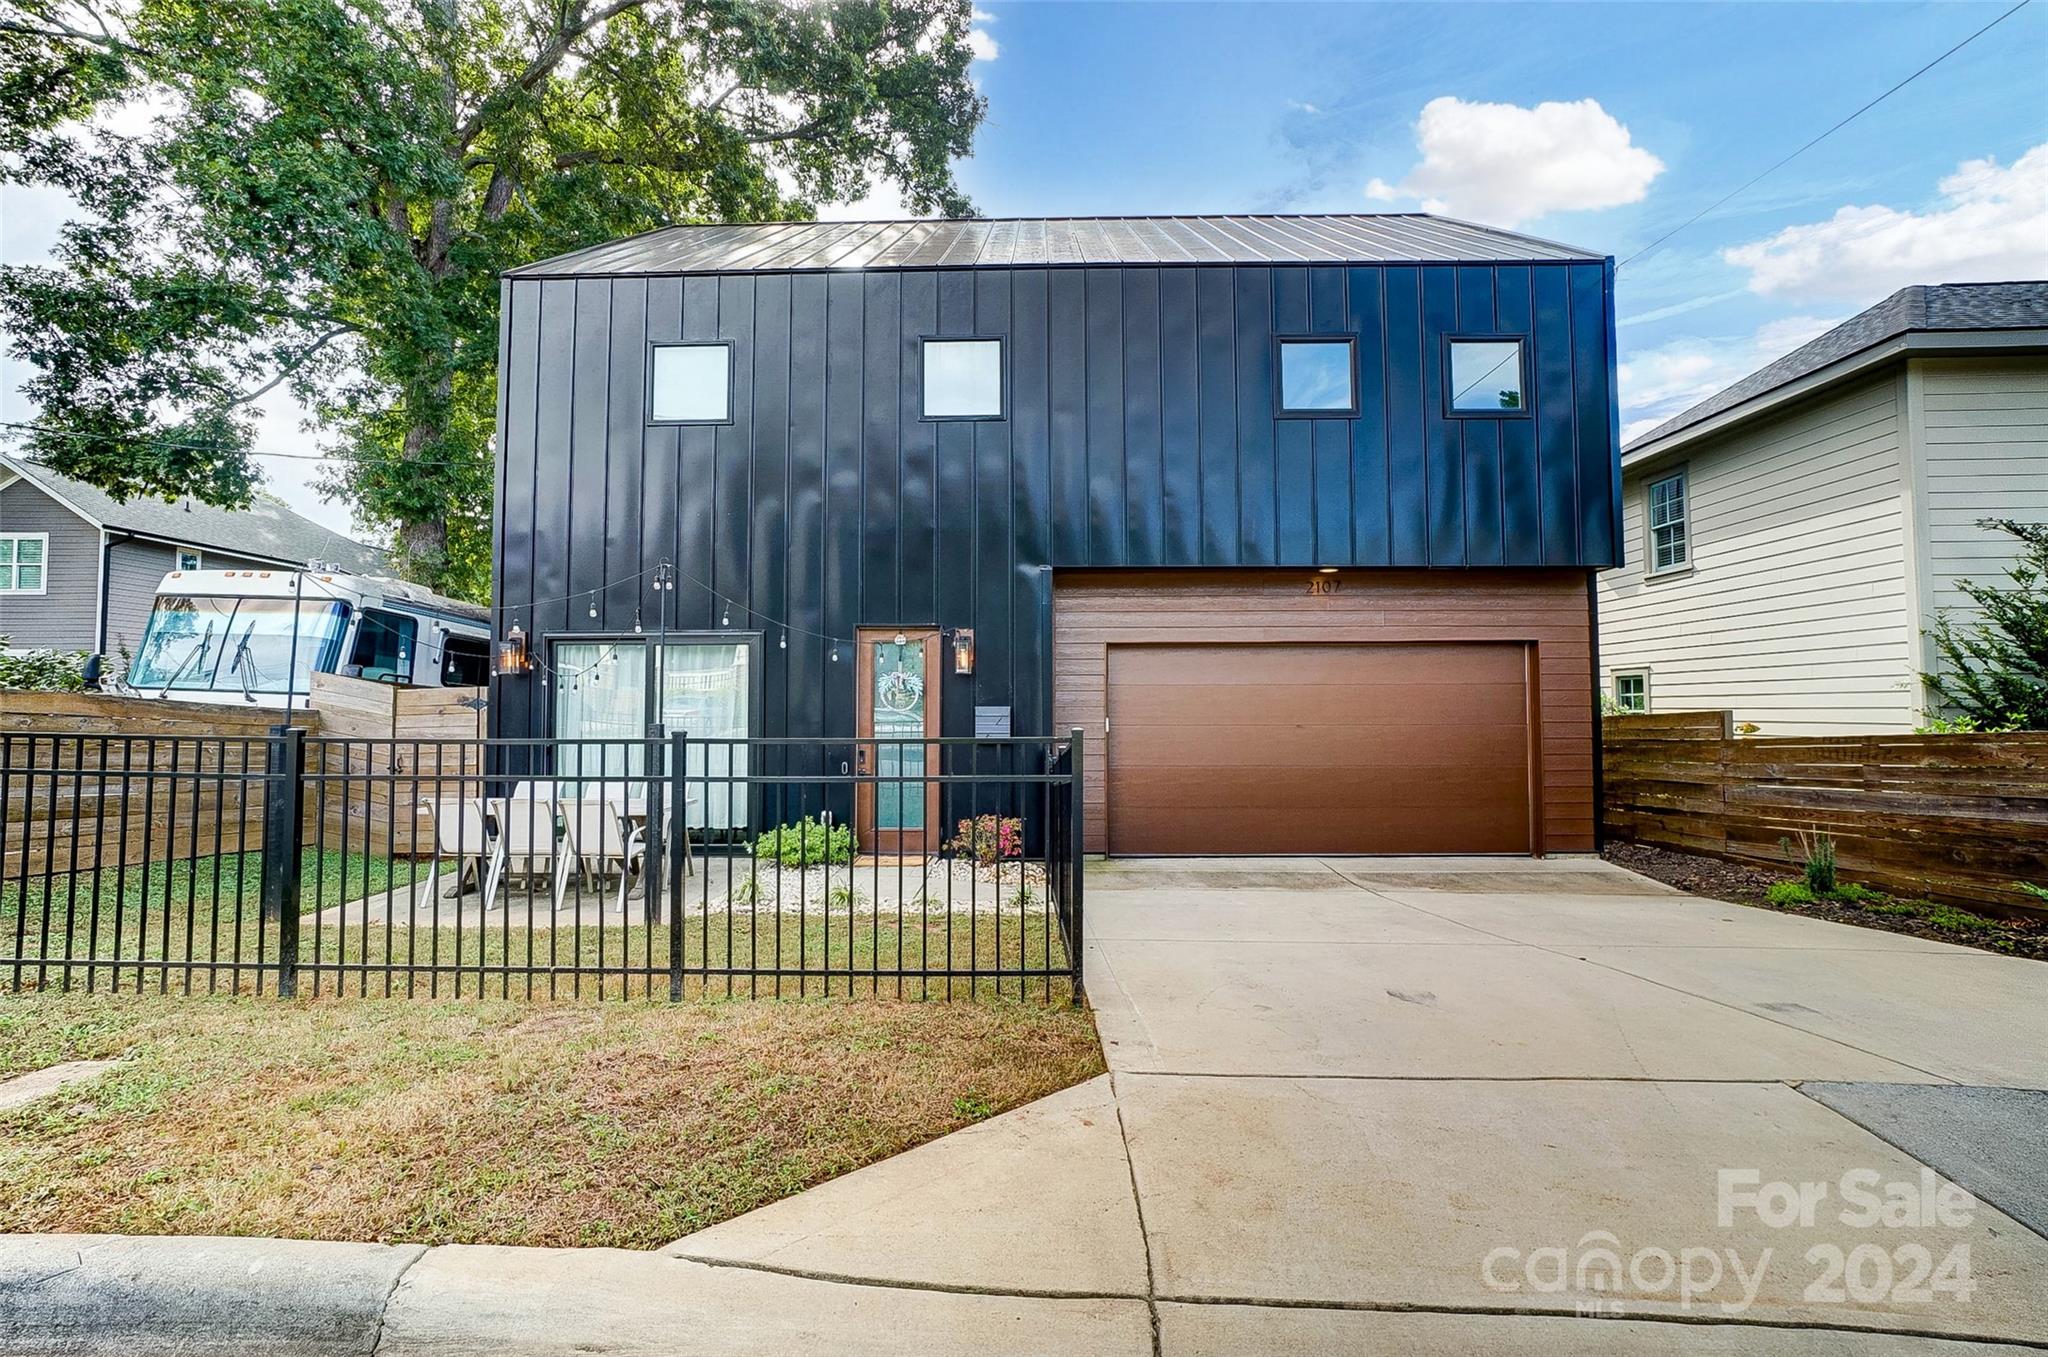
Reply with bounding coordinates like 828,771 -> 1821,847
1602,842 -> 2048,962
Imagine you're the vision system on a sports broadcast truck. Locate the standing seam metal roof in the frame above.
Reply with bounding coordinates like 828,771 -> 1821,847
505,214 -> 1603,278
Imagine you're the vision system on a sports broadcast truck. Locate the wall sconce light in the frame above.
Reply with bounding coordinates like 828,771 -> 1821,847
952,628 -> 975,676
494,623 -> 530,677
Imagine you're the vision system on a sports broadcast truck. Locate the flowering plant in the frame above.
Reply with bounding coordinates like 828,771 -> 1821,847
946,814 -> 1023,865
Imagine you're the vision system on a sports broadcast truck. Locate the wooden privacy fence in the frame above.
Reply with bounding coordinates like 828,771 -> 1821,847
1603,711 -> 2048,918
1,677 -> 486,874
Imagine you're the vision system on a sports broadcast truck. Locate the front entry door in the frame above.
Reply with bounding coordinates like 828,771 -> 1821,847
855,628 -> 942,856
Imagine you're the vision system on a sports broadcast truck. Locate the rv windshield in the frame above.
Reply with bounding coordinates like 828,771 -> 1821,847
131,596 -> 351,695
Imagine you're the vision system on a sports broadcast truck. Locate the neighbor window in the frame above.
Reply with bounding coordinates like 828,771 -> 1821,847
1447,338 -> 1526,414
1613,672 -> 1648,713
0,534 -> 47,593
1648,470 -> 1689,573
1278,338 -> 1357,414
921,338 -> 1004,419
177,548 -> 203,571
649,343 -> 732,423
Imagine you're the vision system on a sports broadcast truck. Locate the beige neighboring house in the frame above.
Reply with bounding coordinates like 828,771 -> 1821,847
1600,281 -> 2048,734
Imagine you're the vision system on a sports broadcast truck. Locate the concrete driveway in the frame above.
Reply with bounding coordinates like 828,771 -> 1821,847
671,855 -> 2048,1354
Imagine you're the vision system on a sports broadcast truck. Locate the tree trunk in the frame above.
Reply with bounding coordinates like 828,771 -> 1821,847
397,510 -> 448,580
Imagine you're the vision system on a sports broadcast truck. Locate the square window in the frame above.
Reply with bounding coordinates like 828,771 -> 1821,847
649,343 -> 732,423
1278,338 -> 1357,414
0,534 -> 46,593
1447,339 -> 1526,414
1614,672 -> 1648,713
922,339 -> 1004,419
177,549 -> 202,571
1648,471 -> 1689,573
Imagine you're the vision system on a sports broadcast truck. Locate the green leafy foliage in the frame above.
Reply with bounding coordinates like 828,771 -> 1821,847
0,638 -> 94,691
752,815 -> 853,868
944,814 -> 1022,866
2017,881 -> 2048,904
1923,519 -> 2048,731
1,0 -> 986,596
1764,880 -> 1816,907
1778,828 -> 1836,896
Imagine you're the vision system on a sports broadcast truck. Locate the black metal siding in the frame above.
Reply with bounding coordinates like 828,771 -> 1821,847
492,261 -> 1621,742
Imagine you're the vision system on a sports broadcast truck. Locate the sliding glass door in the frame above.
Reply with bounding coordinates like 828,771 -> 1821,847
551,636 -> 753,831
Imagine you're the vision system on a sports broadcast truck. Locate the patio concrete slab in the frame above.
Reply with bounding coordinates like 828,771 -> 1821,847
1119,1073 -> 2048,1342
1086,935 -> 1935,1081
1799,1083 -> 2048,1239
665,1075 -> 1148,1296
1379,889 -> 1965,953
1574,945 -> 2048,1088
378,1244 -> 1152,1357
1157,1304 -> 2026,1355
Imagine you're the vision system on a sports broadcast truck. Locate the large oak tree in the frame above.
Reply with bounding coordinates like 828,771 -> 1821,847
1,0 -> 984,596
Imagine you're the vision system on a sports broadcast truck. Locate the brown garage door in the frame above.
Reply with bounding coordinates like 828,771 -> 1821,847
1105,643 -> 1530,855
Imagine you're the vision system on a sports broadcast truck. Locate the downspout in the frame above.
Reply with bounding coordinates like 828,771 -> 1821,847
94,530 -> 118,657
1589,570 -> 1604,854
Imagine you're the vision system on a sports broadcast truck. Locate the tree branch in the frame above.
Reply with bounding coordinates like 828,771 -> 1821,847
0,15 -> 145,54
223,326 -> 354,410
451,0 -> 650,154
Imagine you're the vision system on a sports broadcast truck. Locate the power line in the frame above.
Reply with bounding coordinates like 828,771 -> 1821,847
1618,0 -> 2032,271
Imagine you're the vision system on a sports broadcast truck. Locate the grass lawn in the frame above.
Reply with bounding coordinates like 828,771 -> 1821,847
1,848 -> 423,919
0,990 -> 1104,1248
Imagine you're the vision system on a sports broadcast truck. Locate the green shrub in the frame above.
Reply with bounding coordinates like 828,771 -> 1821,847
1765,881 -> 1817,907
0,640 -> 95,692
1779,828 -> 1837,896
1832,882 -> 1883,905
945,814 -> 1023,866
2015,881 -> 2048,903
752,816 -> 854,868
1922,518 -> 2048,730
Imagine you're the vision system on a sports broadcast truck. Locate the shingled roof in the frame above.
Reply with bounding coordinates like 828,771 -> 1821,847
1627,281 -> 2048,459
1,455 -> 388,573
506,213 -> 1603,278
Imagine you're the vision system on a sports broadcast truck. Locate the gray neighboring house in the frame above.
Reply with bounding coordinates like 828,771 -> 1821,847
0,455 -> 387,660
1600,281 -> 2048,734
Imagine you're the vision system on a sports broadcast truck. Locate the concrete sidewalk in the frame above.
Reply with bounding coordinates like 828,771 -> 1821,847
5,856 -> 2046,1353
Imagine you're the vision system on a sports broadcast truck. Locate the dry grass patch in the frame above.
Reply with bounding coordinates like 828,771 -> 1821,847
0,991 -> 1103,1248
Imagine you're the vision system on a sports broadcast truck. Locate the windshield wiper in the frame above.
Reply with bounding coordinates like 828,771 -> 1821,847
229,625 -> 261,704
156,623 -> 215,698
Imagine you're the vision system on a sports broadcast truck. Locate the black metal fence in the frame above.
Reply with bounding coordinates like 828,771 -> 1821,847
2,728 -> 1083,1003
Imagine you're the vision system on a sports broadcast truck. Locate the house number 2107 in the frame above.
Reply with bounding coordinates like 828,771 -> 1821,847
1307,575 -> 1342,595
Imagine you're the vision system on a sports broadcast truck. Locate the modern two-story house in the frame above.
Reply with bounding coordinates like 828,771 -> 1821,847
0,454 -> 387,660
1601,282 -> 2047,734
490,215 -> 1622,856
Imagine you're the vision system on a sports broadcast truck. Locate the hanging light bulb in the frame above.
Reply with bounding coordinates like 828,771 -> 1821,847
829,646 -> 839,663
778,630 -> 786,650
721,606 -> 730,626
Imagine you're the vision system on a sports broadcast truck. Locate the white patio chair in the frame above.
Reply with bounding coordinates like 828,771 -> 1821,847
417,797 -> 498,903
487,792 -> 572,913
563,796 -> 634,911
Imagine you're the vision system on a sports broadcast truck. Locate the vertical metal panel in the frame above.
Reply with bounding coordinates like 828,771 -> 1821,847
1232,268 -> 1276,564
1195,269 -> 1239,563
492,259 -> 1623,744
860,271 -> 901,622
1420,266 -> 1461,565
973,270 -> 1014,732
824,271 -> 865,745
1532,265 -> 1580,566
1494,266 -> 1543,563
1156,269 -> 1201,566
897,271 -> 938,621
786,272 -> 828,740
1084,268 -> 1126,565
1572,263 -> 1618,566
1347,267 -> 1391,566
1120,268 -> 1164,565
1271,267 -> 1314,565
1309,267 -> 1353,565
1047,269 -> 1088,566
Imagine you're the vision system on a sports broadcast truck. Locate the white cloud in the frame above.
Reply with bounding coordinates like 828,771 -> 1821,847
966,8 -> 998,61
1618,314 -> 1840,442
1364,96 -> 1663,228
1286,99 -> 1321,115
1724,144 -> 2048,300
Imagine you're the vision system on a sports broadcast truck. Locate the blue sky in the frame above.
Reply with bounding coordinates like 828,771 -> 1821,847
5,1 -> 2045,526
926,0 -> 2048,442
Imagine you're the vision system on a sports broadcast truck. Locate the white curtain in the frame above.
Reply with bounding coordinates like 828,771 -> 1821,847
660,644 -> 749,831
553,641 -> 648,787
